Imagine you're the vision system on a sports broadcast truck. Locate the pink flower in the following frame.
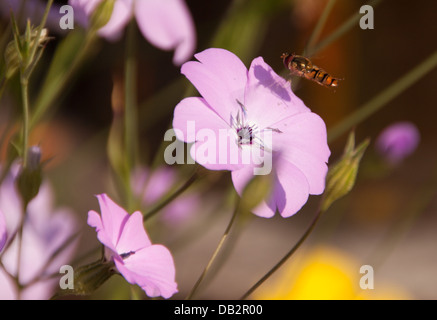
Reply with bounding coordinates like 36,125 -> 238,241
375,121 -> 420,165
172,48 -> 330,218
69,0 -> 196,65
87,193 -> 178,298
0,167 -> 79,300
131,166 -> 200,226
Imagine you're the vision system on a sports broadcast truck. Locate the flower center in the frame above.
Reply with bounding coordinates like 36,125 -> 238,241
120,251 -> 135,259
237,125 -> 255,145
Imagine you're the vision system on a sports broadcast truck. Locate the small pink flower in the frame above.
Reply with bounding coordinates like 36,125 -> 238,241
172,48 -> 330,218
87,193 -> 178,298
375,121 -> 420,165
69,0 -> 196,65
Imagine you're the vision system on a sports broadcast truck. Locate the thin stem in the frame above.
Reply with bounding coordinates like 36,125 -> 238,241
328,49 -> 437,143
292,0 -> 337,90
20,77 -> 29,167
240,205 -> 323,300
305,0 -> 337,56
30,32 -> 98,130
186,196 -> 240,300
123,18 -> 138,211
143,168 -> 199,221
14,205 -> 26,298
312,0 -> 383,55
124,19 -> 138,172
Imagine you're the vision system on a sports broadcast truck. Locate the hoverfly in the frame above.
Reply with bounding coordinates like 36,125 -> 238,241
281,53 -> 340,88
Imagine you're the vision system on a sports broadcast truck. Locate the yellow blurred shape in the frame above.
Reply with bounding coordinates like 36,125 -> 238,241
254,246 -> 410,300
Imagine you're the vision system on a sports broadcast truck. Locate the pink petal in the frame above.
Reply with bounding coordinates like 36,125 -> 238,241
189,126 -> 245,172
244,56 -> 310,130
87,210 -> 117,253
181,48 -> 248,124
143,167 -> 177,204
273,113 -> 330,194
68,0 -> 102,28
116,244 -> 178,299
274,159 -> 310,218
172,97 -> 228,143
173,96 -> 247,171
231,166 -> 276,218
0,209 -> 6,252
116,211 -> 151,255
98,0 -> 133,41
135,0 -> 196,65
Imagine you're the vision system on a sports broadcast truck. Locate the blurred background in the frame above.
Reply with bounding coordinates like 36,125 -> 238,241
0,0 -> 436,299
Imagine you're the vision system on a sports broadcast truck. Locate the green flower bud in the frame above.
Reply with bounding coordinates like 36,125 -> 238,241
71,260 -> 115,296
321,132 -> 370,212
90,0 -> 116,32
16,146 -> 43,207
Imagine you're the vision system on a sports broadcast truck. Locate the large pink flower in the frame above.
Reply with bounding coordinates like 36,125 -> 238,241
87,193 -> 178,298
172,48 -> 330,218
69,0 -> 196,65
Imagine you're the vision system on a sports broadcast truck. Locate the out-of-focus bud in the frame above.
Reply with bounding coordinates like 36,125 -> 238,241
375,121 -> 420,165
70,260 -> 115,296
16,145 -> 43,207
321,132 -> 370,212
240,174 -> 273,215
5,15 -> 49,78
90,0 -> 115,32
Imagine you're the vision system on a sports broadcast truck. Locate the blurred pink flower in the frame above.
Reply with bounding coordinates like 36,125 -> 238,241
172,48 -> 330,218
375,121 -> 420,165
0,166 -> 79,300
0,209 -> 6,253
88,193 -> 178,298
131,166 -> 200,226
69,0 -> 196,65
0,0 -> 62,32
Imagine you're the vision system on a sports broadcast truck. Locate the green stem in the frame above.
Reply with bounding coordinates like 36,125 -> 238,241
20,77 -> 29,167
143,168 -> 199,221
305,0 -> 337,56
123,19 -> 138,211
124,19 -> 139,171
30,32 -> 97,130
186,196 -> 240,300
240,205 -> 323,300
312,0 -> 383,55
292,0 -> 337,90
328,49 -> 437,143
